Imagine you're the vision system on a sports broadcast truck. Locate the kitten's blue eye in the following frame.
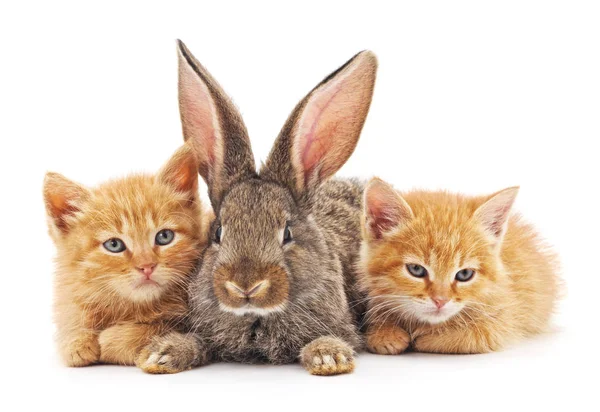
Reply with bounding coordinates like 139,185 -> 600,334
456,269 -> 475,282
103,238 -> 126,253
406,264 -> 427,278
155,229 -> 175,246
214,225 -> 222,244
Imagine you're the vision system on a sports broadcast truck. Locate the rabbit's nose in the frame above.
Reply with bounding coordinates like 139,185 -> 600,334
224,280 -> 270,298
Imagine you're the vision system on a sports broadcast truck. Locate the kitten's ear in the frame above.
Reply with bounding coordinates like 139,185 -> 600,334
474,186 -> 519,243
261,51 -> 377,199
363,178 -> 413,241
177,40 -> 256,209
43,173 -> 89,234
158,144 -> 199,199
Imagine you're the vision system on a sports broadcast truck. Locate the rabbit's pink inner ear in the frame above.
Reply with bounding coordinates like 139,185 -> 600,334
158,145 -> 199,197
474,187 -> 520,241
178,47 -> 224,183
364,179 -> 413,240
291,51 -> 377,192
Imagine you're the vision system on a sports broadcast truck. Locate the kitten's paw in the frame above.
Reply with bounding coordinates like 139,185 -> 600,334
136,332 -> 205,374
300,336 -> 355,376
412,334 -> 440,353
99,323 -> 161,365
62,333 -> 100,367
366,324 -> 410,355
413,332 -> 498,354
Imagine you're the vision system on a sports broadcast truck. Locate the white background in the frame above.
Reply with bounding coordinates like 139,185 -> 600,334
1,1 -> 598,410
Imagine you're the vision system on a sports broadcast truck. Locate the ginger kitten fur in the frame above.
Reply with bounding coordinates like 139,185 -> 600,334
44,145 -> 208,367
360,178 -> 560,354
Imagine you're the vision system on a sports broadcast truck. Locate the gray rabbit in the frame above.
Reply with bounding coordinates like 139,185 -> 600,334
137,40 -> 377,375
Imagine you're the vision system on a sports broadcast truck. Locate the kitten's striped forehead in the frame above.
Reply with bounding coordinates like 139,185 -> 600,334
417,231 -> 484,275
85,175 -> 194,235
388,191 -> 490,277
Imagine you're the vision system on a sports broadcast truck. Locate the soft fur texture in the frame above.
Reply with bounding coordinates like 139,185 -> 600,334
137,40 -> 377,376
44,145 -> 209,367
360,178 -> 560,354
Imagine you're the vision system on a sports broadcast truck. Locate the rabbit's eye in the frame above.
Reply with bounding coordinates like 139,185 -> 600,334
155,229 -> 175,246
283,223 -> 292,244
214,225 -> 222,244
406,264 -> 427,278
455,268 -> 475,282
103,238 -> 126,253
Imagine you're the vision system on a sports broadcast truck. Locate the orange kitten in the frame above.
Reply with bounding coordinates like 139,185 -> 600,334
44,145 -> 208,366
359,178 -> 560,354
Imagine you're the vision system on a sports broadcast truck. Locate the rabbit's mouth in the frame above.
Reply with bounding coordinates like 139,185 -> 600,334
218,302 -> 287,317
213,263 -> 290,315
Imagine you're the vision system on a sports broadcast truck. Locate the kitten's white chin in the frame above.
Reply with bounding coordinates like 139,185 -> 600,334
127,280 -> 164,302
128,286 -> 162,302
418,312 -> 457,324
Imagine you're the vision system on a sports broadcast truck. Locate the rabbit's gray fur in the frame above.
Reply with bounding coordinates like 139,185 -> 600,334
189,177 -> 365,364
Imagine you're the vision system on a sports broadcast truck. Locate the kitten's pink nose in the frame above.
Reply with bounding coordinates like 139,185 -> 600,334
136,263 -> 157,278
432,297 -> 449,309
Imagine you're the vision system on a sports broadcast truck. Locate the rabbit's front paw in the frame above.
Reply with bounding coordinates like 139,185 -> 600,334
61,332 -> 100,367
136,332 -> 205,374
300,336 -> 355,376
366,323 -> 410,355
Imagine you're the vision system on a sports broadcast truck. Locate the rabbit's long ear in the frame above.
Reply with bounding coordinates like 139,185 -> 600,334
261,51 -> 377,199
177,40 -> 256,208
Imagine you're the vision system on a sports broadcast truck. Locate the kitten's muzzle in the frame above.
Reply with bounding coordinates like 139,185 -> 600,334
136,263 -> 157,278
431,296 -> 449,309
